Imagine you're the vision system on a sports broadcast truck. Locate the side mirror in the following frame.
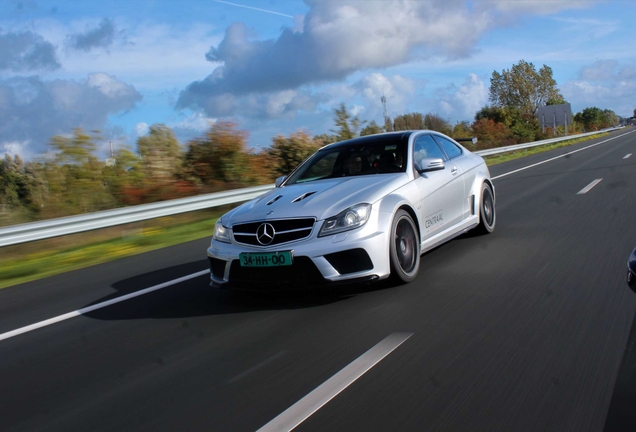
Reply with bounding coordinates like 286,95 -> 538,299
417,158 -> 445,173
275,175 -> 287,188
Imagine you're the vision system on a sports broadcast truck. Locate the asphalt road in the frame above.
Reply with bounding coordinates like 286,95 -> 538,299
1,129 -> 636,432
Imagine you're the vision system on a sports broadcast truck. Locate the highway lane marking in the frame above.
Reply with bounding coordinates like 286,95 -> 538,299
491,131 -> 633,181
624,154 -> 632,159
0,269 -> 210,342
257,332 -> 413,432
577,179 -> 603,195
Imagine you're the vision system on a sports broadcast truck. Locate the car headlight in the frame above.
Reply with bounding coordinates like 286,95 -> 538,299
213,220 -> 232,243
319,203 -> 371,237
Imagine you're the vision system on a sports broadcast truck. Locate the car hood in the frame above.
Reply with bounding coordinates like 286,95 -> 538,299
224,174 -> 408,225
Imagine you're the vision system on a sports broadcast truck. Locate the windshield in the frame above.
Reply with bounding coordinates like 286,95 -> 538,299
285,138 -> 407,185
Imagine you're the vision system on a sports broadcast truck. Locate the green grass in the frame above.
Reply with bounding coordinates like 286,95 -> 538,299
0,131 -> 613,290
481,133 -> 608,166
0,215 -> 218,289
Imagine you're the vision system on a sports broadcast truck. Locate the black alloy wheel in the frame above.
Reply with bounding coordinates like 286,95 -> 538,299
476,183 -> 496,234
389,209 -> 420,283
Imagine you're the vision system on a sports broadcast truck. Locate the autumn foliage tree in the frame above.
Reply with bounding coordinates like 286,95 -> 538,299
137,124 -> 182,184
185,121 -> 253,188
471,119 -> 512,149
44,128 -> 116,216
269,130 -> 321,177
489,60 -> 564,117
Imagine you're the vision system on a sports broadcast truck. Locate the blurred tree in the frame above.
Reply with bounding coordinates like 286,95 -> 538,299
546,96 -> 568,105
475,106 -> 507,124
384,116 -> 394,132
45,128 -> 115,216
0,154 -> 27,209
102,146 -> 148,204
603,109 -> 619,127
574,107 -> 605,131
269,130 -> 321,177
393,113 -> 424,131
452,121 -> 473,139
331,103 -> 365,141
244,151 -> 276,185
504,107 -> 543,143
471,119 -> 512,149
423,114 -> 452,135
185,121 -> 250,186
359,120 -> 384,136
313,133 -> 338,146
489,60 -> 563,116
137,124 -> 182,184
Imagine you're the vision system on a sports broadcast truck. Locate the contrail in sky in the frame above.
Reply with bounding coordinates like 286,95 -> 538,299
214,0 -> 294,19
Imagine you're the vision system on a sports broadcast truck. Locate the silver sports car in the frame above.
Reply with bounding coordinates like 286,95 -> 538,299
208,130 -> 495,290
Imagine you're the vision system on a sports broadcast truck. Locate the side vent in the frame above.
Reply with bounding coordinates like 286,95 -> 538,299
267,195 -> 283,205
291,191 -> 316,203
470,195 -> 476,215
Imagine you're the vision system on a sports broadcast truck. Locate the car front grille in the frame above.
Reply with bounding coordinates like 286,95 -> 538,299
232,218 -> 315,246
228,257 -> 325,289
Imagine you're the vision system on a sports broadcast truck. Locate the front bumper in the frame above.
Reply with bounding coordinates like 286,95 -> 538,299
207,209 -> 394,290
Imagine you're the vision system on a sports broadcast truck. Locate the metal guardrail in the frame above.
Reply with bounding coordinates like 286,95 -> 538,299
474,128 -> 620,157
0,184 -> 275,247
0,128 -> 622,247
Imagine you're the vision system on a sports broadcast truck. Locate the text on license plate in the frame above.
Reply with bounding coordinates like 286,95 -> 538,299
239,251 -> 292,267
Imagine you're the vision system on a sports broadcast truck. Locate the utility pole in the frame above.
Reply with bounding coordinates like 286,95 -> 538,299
381,95 -> 391,131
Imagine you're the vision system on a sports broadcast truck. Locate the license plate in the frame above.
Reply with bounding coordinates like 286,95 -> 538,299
239,251 -> 293,267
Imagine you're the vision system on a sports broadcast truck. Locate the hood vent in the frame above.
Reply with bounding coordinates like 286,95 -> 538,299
266,195 -> 283,205
291,191 -> 316,203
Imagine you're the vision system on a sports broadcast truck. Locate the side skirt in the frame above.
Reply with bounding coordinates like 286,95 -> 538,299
419,216 -> 479,254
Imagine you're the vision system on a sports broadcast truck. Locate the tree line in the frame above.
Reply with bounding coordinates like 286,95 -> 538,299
0,60 -> 627,226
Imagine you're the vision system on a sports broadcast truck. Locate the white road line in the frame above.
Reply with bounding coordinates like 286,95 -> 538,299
257,332 -> 413,432
577,179 -> 603,195
491,132 -> 631,180
624,154 -> 632,159
0,269 -> 210,342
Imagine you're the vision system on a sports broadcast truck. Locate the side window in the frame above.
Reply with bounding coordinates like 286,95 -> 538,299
413,134 -> 447,165
433,136 -> 463,159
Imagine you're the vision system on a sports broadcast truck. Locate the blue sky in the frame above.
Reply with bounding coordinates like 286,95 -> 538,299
1,0 -> 635,159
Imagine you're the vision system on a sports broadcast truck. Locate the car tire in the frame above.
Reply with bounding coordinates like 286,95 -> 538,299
628,270 -> 636,289
475,183 -> 496,234
389,210 -> 420,283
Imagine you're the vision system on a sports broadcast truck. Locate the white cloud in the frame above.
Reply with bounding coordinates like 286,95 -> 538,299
170,112 -> 216,132
426,73 -> 488,122
489,0 -> 600,15
177,0 -> 594,120
562,61 -> 636,116
353,73 -> 417,120
135,122 -> 149,136
0,29 -> 59,72
0,74 -> 142,156
0,140 -> 35,160
67,18 -> 117,52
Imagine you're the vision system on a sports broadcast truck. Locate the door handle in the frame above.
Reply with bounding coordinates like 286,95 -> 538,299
451,167 -> 458,175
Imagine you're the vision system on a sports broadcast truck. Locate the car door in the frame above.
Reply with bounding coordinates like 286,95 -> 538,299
432,135 -> 474,220
412,133 -> 464,241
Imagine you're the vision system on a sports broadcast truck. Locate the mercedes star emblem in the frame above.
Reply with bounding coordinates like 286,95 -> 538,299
256,223 -> 275,245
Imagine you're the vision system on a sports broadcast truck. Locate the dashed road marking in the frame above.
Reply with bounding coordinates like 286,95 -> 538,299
257,332 -> 413,432
577,179 -> 603,195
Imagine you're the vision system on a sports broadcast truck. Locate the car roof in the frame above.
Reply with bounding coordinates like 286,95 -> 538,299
322,131 -> 414,150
